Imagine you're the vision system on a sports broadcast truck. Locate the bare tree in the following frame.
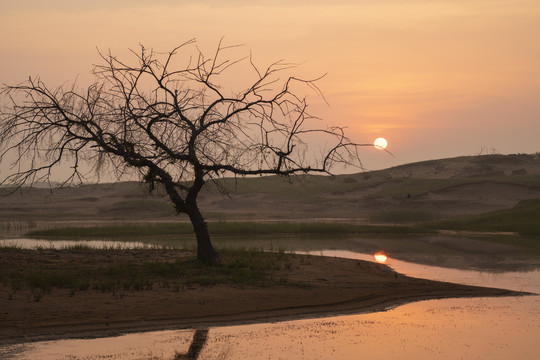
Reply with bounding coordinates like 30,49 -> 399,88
0,39 -> 362,262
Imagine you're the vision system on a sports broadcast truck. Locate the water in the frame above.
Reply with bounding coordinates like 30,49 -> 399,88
201,296 -> 539,360
1,242 -> 539,359
316,250 -> 540,293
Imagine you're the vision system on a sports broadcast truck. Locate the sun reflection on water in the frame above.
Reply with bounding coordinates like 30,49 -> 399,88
374,251 -> 388,263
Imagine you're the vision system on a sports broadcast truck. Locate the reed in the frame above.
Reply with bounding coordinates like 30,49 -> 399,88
1,248 -> 306,300
423,198 -> 540,235
25,222 -> 433,238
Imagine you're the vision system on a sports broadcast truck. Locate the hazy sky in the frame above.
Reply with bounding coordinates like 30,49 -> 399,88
1,0 -> 539,171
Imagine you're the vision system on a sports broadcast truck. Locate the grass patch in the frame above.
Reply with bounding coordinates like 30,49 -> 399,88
204,174 -> 377,203
423,198 -> 540,235
369,209 -> 440,224
367,178 -> 472,198
366,175 -> 540,199
25,222 -> 434,238
102,200 -> 175,214
465,234 -> 540,254
0,248 -> 302,299
25,223 -> 194,237
207,222 -> 430,235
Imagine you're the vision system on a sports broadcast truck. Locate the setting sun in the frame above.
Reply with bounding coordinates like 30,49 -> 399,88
374,138 -> 388,150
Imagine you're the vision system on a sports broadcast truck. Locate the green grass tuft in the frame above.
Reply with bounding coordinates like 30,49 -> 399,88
25,221 -> 433,238
369,209 -> 440,224
0,248 -> 305,299
423,198 -> 540,235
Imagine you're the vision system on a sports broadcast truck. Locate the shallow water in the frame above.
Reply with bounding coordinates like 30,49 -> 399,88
317,249 -> 540,293
1,248 -> 539,360
4,296 -> 539,360
201,296 -> 540,360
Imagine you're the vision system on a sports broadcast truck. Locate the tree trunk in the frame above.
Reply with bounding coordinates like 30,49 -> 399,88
186,204 -> 218,263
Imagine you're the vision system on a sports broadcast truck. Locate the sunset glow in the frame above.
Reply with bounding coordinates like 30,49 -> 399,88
1,1 -> 539,171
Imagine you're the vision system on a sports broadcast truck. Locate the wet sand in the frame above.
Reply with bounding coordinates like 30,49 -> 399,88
0,249 -> 527,345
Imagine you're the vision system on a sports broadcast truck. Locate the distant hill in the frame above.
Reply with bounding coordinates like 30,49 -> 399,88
1,153 -> 539,225
369,153 -> 540,179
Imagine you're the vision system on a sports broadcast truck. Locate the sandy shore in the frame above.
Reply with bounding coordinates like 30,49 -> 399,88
0,250 -> 527,345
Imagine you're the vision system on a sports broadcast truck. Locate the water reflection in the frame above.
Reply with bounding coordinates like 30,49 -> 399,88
175,329 -> 209,360
3,239 -> 539,294
374,251 -> 388,263
313,249 -> 540,293
1,329 -> 210,360
1,241 -> 539,359
200,296 -> 540,360
5,296 -> 538,360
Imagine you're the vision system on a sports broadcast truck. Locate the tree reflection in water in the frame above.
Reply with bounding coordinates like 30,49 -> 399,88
175,329 -> 209,360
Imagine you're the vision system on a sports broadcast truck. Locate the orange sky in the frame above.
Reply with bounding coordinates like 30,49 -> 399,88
1,0 -> 539,171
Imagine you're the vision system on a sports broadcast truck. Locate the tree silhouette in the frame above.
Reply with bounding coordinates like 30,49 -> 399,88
0,39 -> 362,262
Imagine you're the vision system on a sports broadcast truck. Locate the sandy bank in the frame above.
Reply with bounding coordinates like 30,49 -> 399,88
0,250 -> 528,345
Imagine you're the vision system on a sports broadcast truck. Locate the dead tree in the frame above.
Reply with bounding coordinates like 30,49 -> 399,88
0,39 -> 362,262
